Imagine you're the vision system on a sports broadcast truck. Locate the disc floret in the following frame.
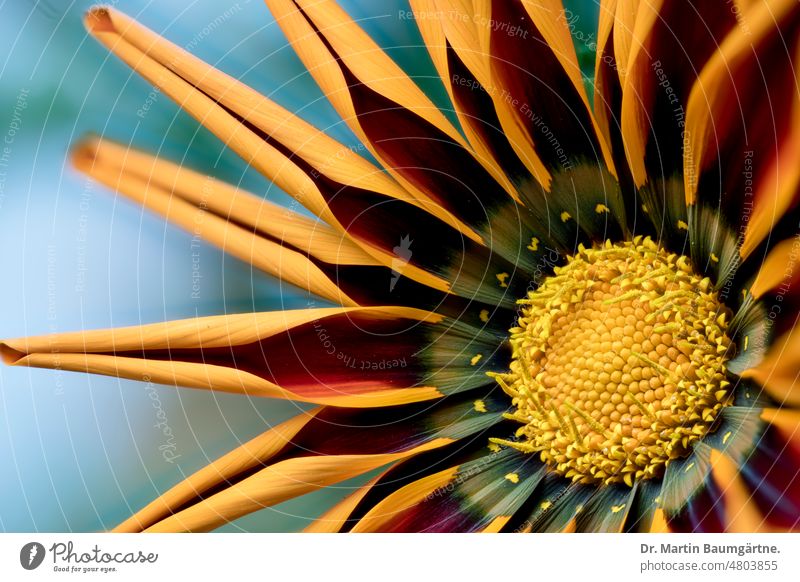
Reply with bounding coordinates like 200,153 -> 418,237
492,237 -> 733,486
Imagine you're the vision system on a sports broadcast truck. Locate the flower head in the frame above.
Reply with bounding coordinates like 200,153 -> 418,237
3,0 -> 800,532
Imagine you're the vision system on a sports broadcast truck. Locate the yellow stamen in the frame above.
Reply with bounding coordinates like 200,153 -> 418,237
492,237 -> 733,486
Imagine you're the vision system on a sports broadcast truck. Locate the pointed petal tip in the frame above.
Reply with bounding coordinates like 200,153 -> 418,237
0,341 -> 26,366
70,135 -> 102,172
85,6 -> 117,34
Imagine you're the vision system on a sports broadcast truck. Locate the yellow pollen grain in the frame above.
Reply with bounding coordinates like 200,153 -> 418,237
595,204 -> 610,214
473,399 -> 488,413
528,237 -> 540,252
722,431 -> 732,445
496,273 -> 509,288
488,443 -> 501,453
492,237 -> 733,487
479,309 -> 490,322
470,354 -> 483,366
677,220 -> 689,230
611,504 -> 626,514
540,501 -> 552,510
710,252 -> 719,263
560,211 -> 572,222
505,473 -> 520,484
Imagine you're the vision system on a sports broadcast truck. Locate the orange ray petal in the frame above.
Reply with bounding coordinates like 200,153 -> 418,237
480,515 -> 511,533
263,0 -> 495,195
684,0 -> 799,215
84,6 -> 459,294
84,7 -> 410,216
612,0 -> 638,88
0,307 -> 445,407
707,447 -> 773,532
123,388 -> 508,532
649,508 -> 670,532
749,235 -> 800,299
264,0 -> 522,239
487,0 -> 616,183
73,137 -> 367,306
75,136 -> 380,268
622,0 -> 737,187
144,439 -> 450,532
740,320 -> 800,406
115,409 -> 322,532
350,467 -> 459,532
685,0 -> 800,259
303,469 -> 389,533
593,0 -> 620,153
409,0 -> 529,199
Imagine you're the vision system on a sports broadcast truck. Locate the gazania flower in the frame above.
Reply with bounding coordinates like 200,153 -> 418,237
3,0 -> 800,533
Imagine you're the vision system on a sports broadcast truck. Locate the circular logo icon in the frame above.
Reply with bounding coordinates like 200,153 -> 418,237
20,542 -> 46,570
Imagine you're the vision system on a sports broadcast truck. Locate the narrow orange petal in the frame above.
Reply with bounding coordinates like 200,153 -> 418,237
73,138 -> 361,306
263,0 -> 488,237
144,439 -> 452,532
684,0 -> 794,201
74,137 -> 380,268
619,0 -> 663,186
303,469 -> 389,533
409,0 -> 521,200
83,6 -> 458,293
0,307 -> 445,407
115,410 -> 322,532
749,236 -> 800,299
480,515 -> 511,533
741,321 -> 800,406
350,466 -> 459,532
488,0 -> 616,182
708,448 -> 770,532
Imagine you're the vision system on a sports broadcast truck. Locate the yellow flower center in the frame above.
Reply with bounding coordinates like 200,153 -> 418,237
492,237 -> 733,486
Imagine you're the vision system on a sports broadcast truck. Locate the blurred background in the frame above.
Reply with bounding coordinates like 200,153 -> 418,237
0,0 -> 598,532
